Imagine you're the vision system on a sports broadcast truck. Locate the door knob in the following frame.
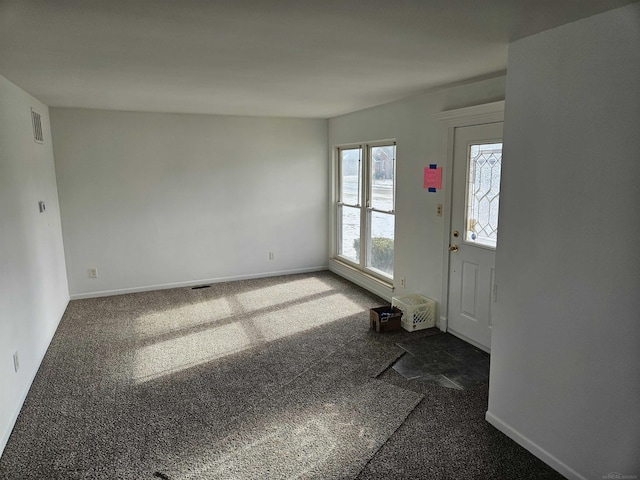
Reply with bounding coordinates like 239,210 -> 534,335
449,244 -> 459,253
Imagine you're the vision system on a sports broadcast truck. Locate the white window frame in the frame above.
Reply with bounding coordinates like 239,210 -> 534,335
334,140 -> 396,284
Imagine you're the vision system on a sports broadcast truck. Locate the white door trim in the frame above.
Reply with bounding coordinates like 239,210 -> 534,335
434,100 -> 504,333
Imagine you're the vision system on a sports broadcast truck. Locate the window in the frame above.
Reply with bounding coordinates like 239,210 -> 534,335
336,142 -> 396,279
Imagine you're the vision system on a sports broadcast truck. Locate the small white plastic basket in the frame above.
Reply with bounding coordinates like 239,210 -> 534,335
392,294 -> 437,331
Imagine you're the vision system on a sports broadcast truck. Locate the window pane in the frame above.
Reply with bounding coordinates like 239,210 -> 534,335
340,148 -> 360,206
370,145 -> 395,211
366,211 -> 394,276
339,205 -> 361,263
466,143 -> 502,249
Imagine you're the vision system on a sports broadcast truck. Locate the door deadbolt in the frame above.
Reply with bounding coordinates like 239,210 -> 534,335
453,230 -> 459,238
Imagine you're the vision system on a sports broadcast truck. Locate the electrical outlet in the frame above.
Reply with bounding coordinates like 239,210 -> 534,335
400,277 -> 406,288
13,351 -> 19,372
437,203 -> 443,217
88,267 -> 98,278
269,252 -> 275,260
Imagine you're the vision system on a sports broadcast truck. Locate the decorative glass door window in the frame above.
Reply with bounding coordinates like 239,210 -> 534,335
337,142 -> 396,279
465,143 -> 503,249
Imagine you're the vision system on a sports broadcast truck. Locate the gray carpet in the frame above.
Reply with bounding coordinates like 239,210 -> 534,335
0,272 -> 564,479
357,368 -> 564,480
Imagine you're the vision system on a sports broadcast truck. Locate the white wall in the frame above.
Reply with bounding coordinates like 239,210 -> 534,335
0,75 -> 69,455
487,5 -> 640,479
328,76 -> 505,303
51,109 -> 328,297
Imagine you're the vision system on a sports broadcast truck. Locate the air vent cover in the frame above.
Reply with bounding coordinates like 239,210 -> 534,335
31,108 -> 44,143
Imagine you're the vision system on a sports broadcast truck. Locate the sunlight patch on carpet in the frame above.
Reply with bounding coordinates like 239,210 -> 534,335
134,297 -> 234,338
132,293 -> 364,384
133,321 -> 251,383
255,293 -> 364,341
235,276 -> 334,312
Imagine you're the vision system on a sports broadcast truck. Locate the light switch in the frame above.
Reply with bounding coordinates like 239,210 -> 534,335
38,201 -> 46,213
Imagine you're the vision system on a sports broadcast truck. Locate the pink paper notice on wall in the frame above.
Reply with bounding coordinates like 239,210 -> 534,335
424,166 -> 442,190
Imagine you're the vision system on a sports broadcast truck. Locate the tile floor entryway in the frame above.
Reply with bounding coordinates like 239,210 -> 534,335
392,333 -> 490,389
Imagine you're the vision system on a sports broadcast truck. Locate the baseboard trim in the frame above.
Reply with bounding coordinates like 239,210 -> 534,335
485,411 -> 586,480
0,297 -> 70,457
69,266 -> 329,300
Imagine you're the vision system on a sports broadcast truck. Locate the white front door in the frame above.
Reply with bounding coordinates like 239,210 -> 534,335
447,122 -> 503,352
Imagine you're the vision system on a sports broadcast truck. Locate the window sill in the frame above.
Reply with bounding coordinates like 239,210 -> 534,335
329,258 -> 394,302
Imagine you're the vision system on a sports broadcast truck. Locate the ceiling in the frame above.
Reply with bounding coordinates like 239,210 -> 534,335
0,0 -> 636,118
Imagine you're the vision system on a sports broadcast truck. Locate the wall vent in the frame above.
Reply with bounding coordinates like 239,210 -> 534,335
31,108 -> 44,143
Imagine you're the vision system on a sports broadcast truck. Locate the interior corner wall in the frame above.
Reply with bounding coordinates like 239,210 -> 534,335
487,4 -> 640,479
0,75 -> 69,456
327,76 -> 505,306
50,109 -> 328,298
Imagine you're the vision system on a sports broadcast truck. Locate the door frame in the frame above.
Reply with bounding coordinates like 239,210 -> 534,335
434,101 -> 504,336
